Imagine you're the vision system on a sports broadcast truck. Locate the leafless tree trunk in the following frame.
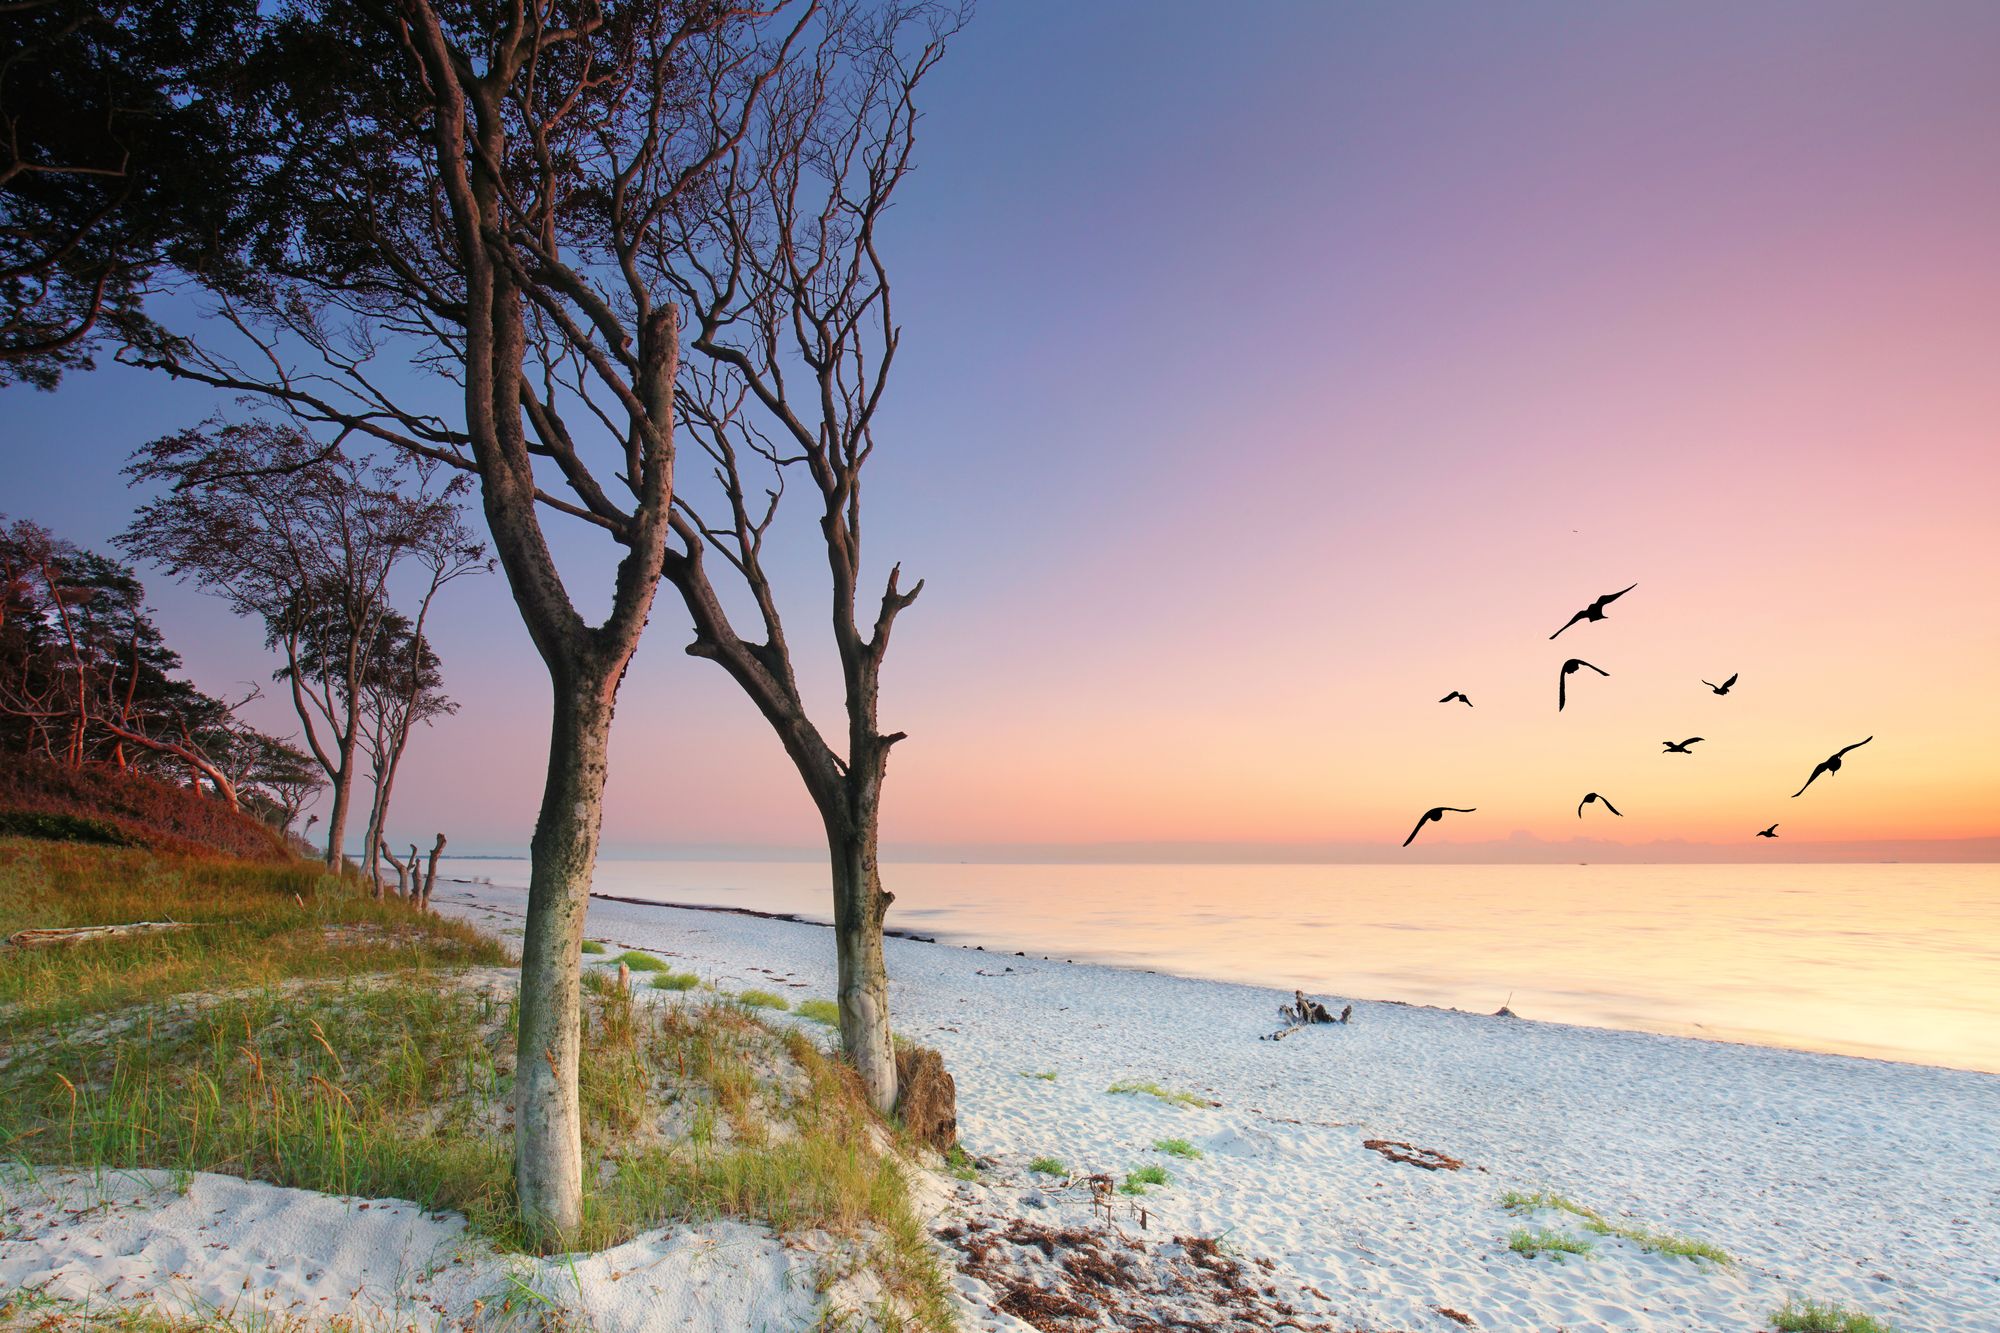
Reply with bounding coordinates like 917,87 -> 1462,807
421,832 -> 446,908
662,1 -> 959,1114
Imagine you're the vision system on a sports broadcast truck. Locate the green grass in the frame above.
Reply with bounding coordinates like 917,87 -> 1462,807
1500,1189 -> 1732,1264
612,950 -> 669,972
650,971 -> 700,992
736,989 -> 789,1011
0,840 -> 956,1328
1769,1298 -> 1902,1333
1508,1227 -> 1595,1261
796,998 -> 840,1026
580,939 -> 607,955
1028,1155 -> 1065,1175
1017,1070 -> 1056,1081
1152,1137 -> 1202,1159
1106,1079 -> 1216,1108
944,1144 -> 979,1181
1119,1164 -> 1171,1195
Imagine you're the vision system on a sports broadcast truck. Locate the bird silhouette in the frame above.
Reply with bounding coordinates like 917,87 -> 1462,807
1702,672 -> 1739,696
1576,792 -> 1623,818
1792,737 -> 1873,798
1756,823 -> 1779,838
1403,806 -> 1475,847
1439,691 -> 1473,707
1557,658 -> 1609,711
1549,583 -> 1637,640
1662,737 -> 1704,754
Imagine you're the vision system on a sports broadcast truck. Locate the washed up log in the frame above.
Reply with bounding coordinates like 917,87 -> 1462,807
1,921 -> 191,952
1262,989 -> 1353,1041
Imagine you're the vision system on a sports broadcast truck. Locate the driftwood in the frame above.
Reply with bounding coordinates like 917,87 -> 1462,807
2,921 -> 190,952
1262,989 -> 1353,1041
420,833 -> 446,907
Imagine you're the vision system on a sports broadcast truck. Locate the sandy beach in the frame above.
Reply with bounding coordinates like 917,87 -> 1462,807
6,878 -> 1996,1331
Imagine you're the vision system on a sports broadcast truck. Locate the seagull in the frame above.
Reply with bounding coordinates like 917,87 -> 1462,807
1403,806 -> 1475,847
1662,737 -> 1704,754
1558,658 -> 1609,711
1792,737 -> 1873,798
1756,824 -> 1779,838
1576,792 -> 1623,819
1549,583 -> 1637,640
1702,672 -> 1739,696
1439,691 -> 1473,707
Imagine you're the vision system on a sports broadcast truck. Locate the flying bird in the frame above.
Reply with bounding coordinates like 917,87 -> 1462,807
1576,792 -> 1623,819
1662,737 -> 1704,754
1549,583 -> 1637,640
1792,737 -> 1873,798
1439,691 -> 1473,707
1756,824 -> 1779,838
1557,658 -> 1609,711
1403,806 -> 1475,847
1702,672 -> 1739,696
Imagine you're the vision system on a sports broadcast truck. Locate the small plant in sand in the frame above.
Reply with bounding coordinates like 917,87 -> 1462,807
1152,1138 -> 1202,1160
1500,1189 -> 1732,1264
1028,1156 -> 1065,1176
1508,1227 -> 1595,1261
944,1145 -> 980,1182
796,999 -> 841,1026
1120,1164 -> 1171,1195
613,950 -> 669,972
737,989 -> 790,1011
650,971 -> 700,992
580,940 -> 607,955
1018,1070 -> 1057,1081
1106,1079 -> 1216,1108
1769,1298 -> 1902,1333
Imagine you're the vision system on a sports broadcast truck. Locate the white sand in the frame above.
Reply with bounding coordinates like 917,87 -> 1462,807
7,879 -> 1996,1331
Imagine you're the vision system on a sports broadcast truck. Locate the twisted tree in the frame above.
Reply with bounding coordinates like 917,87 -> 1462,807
662,0 -> 960,1113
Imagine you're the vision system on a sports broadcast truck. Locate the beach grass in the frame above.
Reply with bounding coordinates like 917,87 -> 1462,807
1106,1079 -> 1216,1109
1500,1188 -> 1732,1264
1508,1226 -> 1595,1260
796,998 -> 840,1026
736,988 -> 789,1011
1120,1164 -> 1171,1195
0,839 -> 955,1326
1769,1298 -> 1902,1333
613,950 -> 670,972
580,939 -> 607,955
1028,1155 -> 1065,1175
944,1144 -> 979,1181
1018,1070 -> 1057,1081
650,970 -> 701,991
1152,1137 -> 1202,1159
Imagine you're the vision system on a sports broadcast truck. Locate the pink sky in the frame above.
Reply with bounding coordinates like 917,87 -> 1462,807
14,2 -> 2000,858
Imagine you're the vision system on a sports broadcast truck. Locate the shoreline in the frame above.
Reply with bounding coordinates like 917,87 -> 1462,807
435,878 -> 2000,1333
453,875 -> 2000,1082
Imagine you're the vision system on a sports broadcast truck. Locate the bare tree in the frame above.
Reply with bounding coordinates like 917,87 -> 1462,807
358,615 -> 458,894
661,0 -> 959,1113
121,422 -> 484,869
124,1 -> 817,1238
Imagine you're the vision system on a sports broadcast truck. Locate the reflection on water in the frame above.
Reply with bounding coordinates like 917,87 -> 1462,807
448,859 -> 2000,1075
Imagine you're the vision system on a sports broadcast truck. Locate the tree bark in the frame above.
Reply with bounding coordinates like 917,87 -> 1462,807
827,802 -> 897,1113
321,728 -> 357,871
513,664 -> 616,1240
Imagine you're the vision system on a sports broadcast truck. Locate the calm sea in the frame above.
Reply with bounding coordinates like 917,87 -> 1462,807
444,859 -> 2000,1075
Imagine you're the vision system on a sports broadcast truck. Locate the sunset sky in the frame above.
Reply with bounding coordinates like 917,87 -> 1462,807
9,1 -> 1999,859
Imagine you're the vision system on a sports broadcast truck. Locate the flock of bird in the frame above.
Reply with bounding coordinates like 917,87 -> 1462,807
1403,583 -> 1873,847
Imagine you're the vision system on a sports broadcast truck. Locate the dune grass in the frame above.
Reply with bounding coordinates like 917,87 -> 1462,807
0,840 -> 956,1327
1508,1227 -> 1595,1260
650,971 -> 700,992
795,998 -> 840,1026
735,989 -> 789,1011
1500,1188 -> 1732,1264
1017,1069 -> 1057,1081
580,939 -> 607,955
1028,1155 -> 1064,1175
1119,1163 -> 1171,1195
612,950 -> 669,972
1152,1137 -> 1202,1159
1770,1298 -> 1902,1333
1106,1078 -> 1216,1108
